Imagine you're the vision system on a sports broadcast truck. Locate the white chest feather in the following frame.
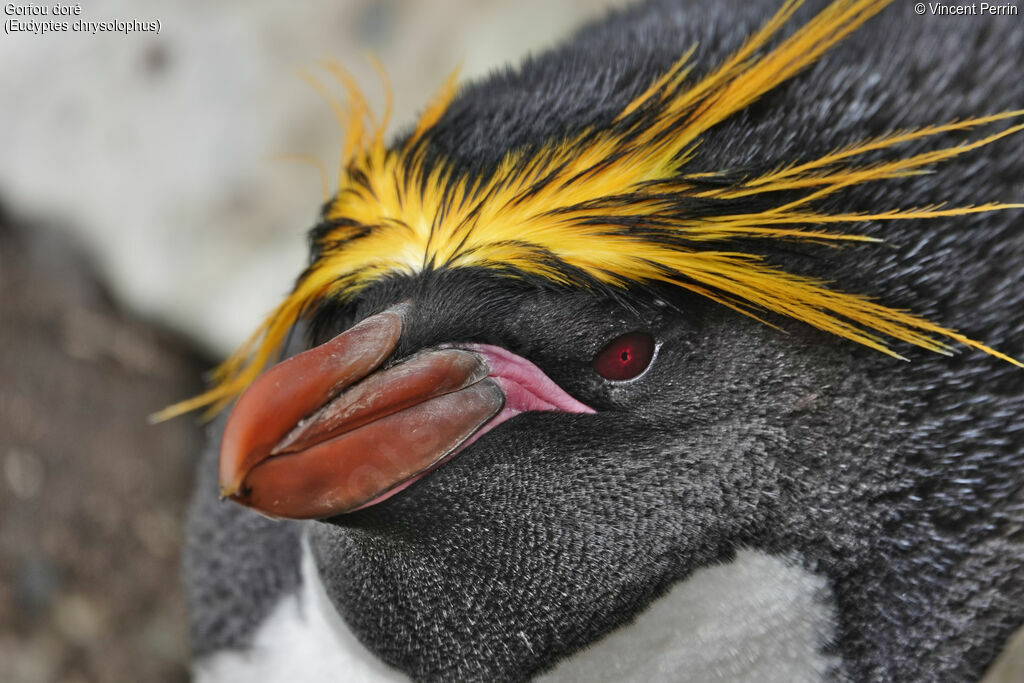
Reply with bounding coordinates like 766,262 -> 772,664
539,550 -> 839,683
194,535 -> 408,683
194,540 -> 838,683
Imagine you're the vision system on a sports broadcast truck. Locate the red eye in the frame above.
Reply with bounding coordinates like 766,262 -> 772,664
593,332 -> 656,381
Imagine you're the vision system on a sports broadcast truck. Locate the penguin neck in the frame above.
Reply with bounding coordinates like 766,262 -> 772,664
297,531 -> 409,681
308,524 -> 842,682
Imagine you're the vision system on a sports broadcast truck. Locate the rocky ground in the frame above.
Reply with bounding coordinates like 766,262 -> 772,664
0,207 -> 208,683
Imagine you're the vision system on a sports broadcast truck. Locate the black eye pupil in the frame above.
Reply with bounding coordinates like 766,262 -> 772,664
620,350 -> 631,362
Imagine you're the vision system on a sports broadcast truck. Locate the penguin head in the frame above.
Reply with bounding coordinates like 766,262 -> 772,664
174,0 -> 1024,679
207,262 -> 1020,680
217,266 -> 839,677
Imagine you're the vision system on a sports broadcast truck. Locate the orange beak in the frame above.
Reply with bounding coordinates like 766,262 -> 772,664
218,306 -> 504,519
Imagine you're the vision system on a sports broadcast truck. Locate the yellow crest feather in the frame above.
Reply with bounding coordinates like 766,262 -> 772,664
154,0 -> 1023,422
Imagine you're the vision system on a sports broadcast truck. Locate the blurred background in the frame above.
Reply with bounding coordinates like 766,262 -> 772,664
0,1 -> 623,680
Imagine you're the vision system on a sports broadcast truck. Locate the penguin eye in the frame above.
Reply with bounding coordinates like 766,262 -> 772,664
593,332 -> 656,381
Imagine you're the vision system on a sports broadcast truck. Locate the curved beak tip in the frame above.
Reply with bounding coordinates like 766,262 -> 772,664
216,306 -> 508,519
